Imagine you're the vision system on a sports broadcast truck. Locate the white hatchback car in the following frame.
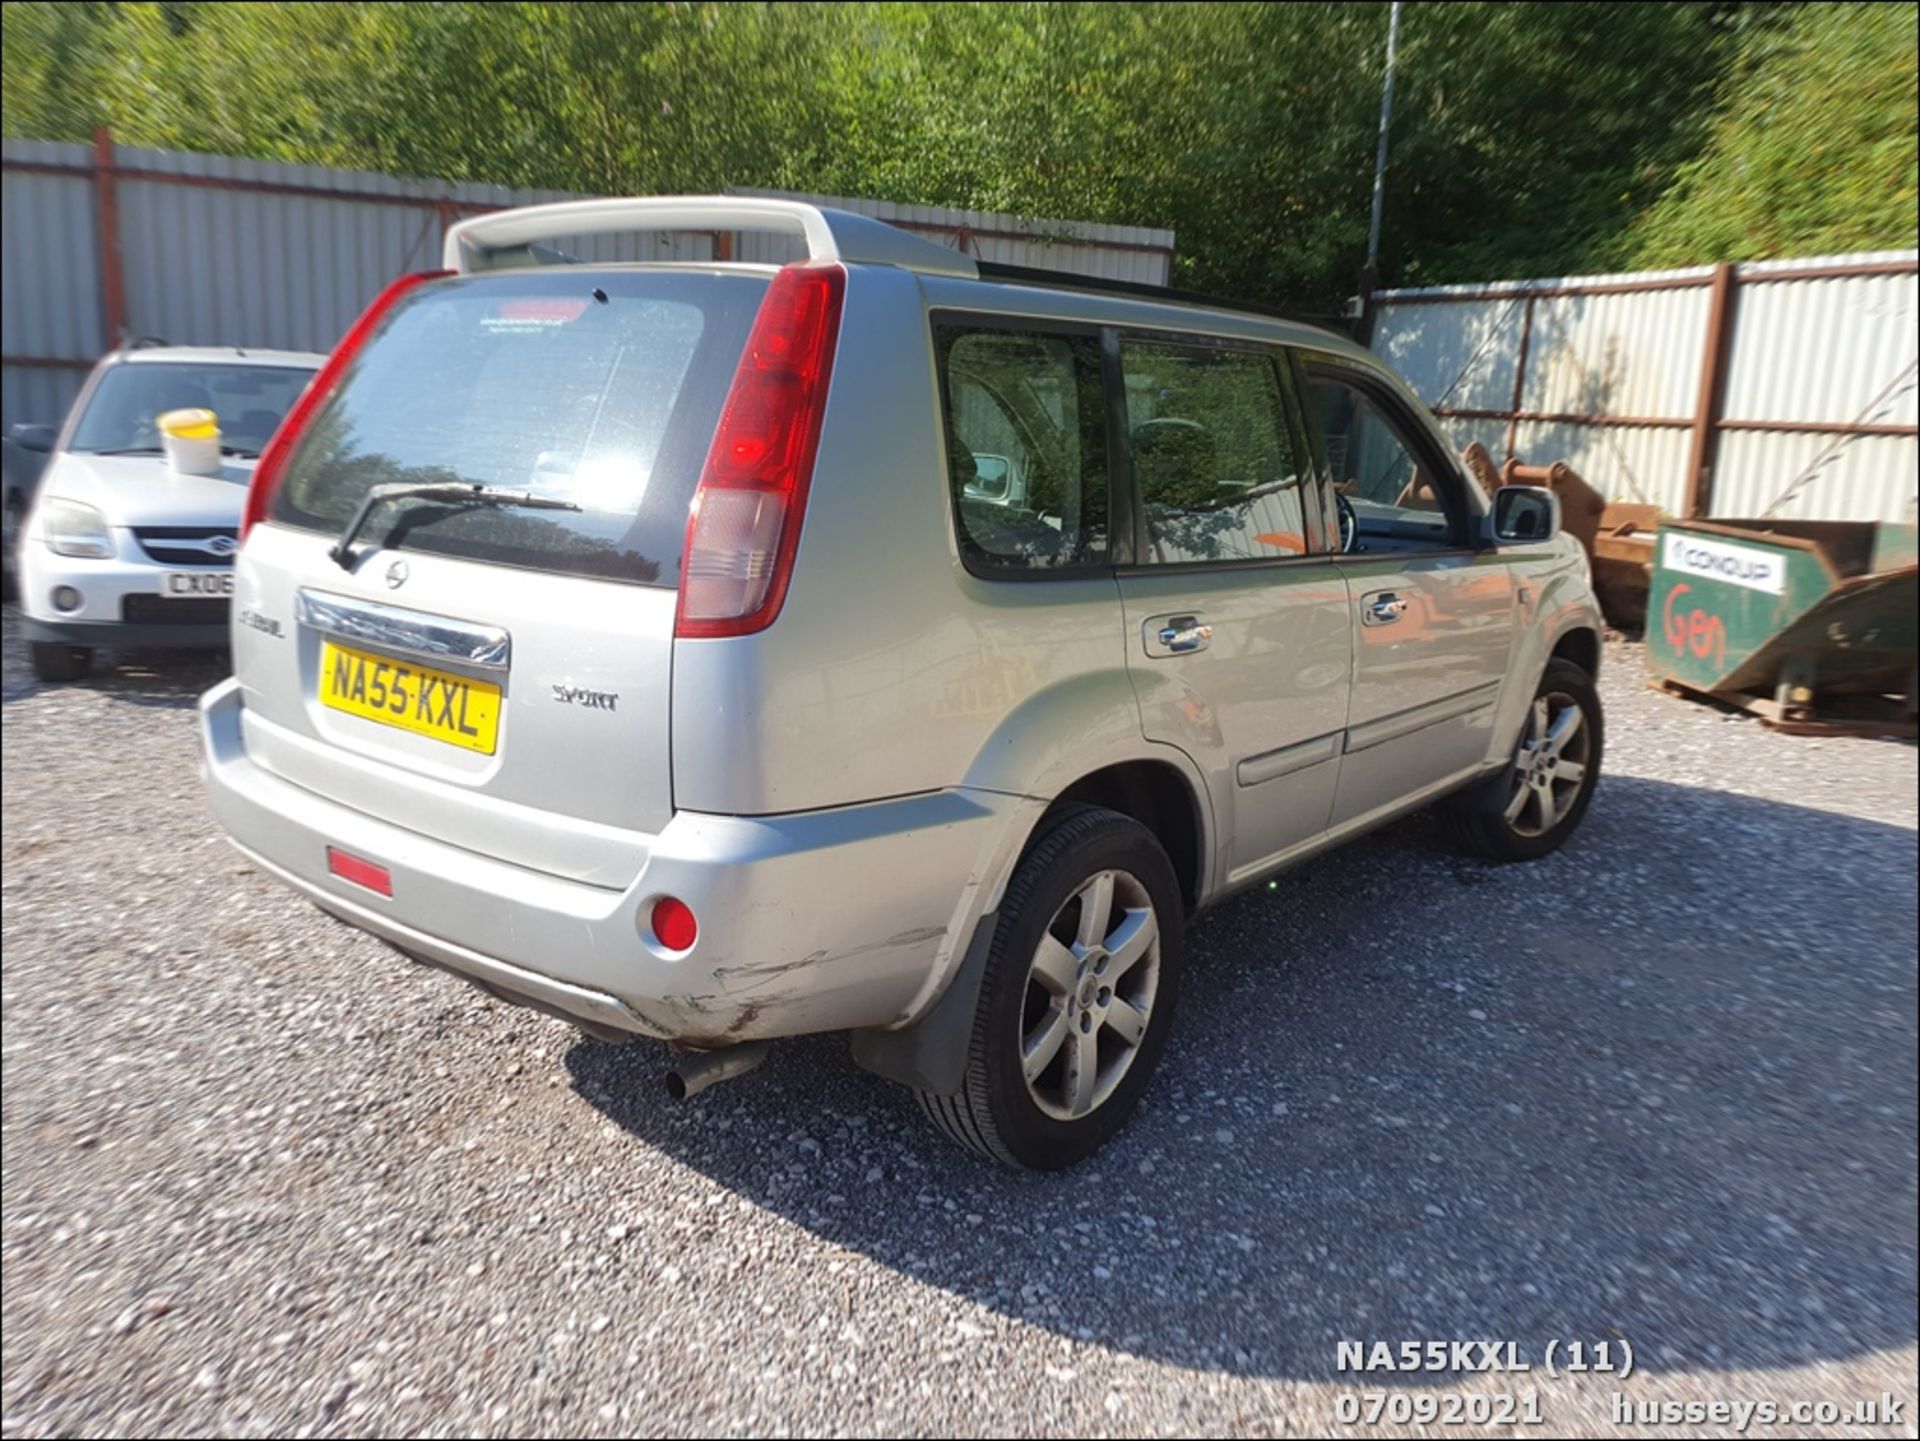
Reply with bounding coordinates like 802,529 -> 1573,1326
14,344 -> 323,681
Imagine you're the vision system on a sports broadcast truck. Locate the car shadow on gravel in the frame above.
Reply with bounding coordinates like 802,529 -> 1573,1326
2,617 -> 227,708
566,775 -> 1917,1383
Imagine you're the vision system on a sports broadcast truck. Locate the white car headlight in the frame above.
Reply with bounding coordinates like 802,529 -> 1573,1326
42,499 -> 116,559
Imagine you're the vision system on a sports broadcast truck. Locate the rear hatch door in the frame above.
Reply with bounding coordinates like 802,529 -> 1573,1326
232,268 -> 769,887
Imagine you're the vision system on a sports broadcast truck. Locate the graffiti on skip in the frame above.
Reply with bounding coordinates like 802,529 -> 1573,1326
1661,583 -> 1727,670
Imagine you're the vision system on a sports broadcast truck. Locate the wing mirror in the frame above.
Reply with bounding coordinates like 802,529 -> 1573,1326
7,422 -> 56,453
1491,484 -> 1560,543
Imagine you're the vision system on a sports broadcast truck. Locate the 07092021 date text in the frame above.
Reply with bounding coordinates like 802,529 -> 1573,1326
1335,1391 -> 1544,1427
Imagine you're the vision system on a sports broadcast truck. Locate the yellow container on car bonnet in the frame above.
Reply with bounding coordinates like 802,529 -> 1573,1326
157,407 -> 222,476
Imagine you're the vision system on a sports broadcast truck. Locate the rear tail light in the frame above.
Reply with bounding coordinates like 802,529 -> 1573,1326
675,262 -> 845,638
241,269 -> 450,538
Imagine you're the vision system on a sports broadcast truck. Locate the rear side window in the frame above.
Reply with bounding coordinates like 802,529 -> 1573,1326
1119,340 -> 1311,564
272,271 -> 767,585
936,324 -> 1108,573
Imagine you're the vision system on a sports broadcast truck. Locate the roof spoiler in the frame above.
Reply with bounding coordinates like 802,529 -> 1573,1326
443,196 -> 979,279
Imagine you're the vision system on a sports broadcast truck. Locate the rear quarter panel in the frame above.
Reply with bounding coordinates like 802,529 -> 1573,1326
671,266 -> 1133,818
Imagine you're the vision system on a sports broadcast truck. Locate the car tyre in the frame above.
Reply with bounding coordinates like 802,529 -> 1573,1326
1,494 -> 22,602
29,641 -> 92,683
1441,657 -> 1602,862
917,803 -> 1184,1170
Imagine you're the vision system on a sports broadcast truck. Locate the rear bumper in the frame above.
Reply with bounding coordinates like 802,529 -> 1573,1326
198,677 -> 1025,1045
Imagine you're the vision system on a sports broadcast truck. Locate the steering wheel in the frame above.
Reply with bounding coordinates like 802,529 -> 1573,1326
1335,491 -> 1359,553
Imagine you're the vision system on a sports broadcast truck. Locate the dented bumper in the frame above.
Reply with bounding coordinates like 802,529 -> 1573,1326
199,677 -> 1021,1043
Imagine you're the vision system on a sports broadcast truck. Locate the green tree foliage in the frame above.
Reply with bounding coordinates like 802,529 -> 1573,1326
1630,1 -> 1920,266
0,0 -> 119,140
2,2 -> 1913,309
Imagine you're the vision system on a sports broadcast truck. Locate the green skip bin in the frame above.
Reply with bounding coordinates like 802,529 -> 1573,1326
1647,519 -> 1918,737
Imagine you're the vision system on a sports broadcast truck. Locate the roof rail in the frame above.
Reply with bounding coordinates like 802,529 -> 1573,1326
444,196 -> 979,279
974,261 -> 1351,336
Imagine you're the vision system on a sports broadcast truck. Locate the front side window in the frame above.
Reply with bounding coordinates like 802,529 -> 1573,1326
1119,340 -> 1311,565
937,324 -> 1108,573
1306,372 -> 1463,551
271,271 -> 767,585
69,363 -> 316,458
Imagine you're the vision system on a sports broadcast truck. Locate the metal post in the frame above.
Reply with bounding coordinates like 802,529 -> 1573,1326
1684,262 -> 1737,518
1363,0 -> 1403,292
91,126 -> 128,348
1504,296 -> 1535,464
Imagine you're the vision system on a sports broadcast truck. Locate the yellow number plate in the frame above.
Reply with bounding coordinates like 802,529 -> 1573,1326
318,640 -> 501,755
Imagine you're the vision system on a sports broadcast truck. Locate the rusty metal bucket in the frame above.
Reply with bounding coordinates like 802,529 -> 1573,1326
1589,504 -> 1660,631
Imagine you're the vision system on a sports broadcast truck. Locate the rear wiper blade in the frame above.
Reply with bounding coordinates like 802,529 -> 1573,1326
329,481 -> 582,570
88,446 -> 165,456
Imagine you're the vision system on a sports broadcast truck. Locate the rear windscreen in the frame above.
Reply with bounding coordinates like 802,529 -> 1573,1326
271,270 -> 767,585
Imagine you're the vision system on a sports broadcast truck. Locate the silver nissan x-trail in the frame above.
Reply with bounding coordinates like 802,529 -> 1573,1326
201,197 -> 1603,1169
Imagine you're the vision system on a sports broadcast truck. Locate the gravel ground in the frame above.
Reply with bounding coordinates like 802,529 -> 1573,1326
3,620 -> 1915,1439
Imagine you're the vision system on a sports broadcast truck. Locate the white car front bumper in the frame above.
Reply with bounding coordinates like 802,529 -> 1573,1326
18,527 -> 232,648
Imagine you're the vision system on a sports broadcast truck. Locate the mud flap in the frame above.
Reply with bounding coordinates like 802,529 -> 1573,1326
847,909 -> 998,1096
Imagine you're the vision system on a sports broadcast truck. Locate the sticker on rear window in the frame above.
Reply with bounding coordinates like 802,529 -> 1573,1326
482,298 -> 592,331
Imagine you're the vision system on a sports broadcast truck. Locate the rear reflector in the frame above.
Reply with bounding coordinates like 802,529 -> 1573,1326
326,846 -> 393,897
675,262 -> 845,639
242,268 -> 450,539
651,896 -> 699,951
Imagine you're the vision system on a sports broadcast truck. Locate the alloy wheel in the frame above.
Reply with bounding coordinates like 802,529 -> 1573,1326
1019,869 -> 1160,1121
1506,690 -> 1592,838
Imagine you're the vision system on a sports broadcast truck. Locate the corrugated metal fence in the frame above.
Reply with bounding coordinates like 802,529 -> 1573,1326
1,129 -> 1173,432
1368,252 -> 1919,524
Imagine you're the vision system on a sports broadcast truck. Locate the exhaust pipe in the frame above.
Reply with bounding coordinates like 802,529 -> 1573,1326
664,1041 -> 770,1100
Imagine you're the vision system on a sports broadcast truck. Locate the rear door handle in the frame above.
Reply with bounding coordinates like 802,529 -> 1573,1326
1144,614 -> 1213,656
1361,591 -> 1408,627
